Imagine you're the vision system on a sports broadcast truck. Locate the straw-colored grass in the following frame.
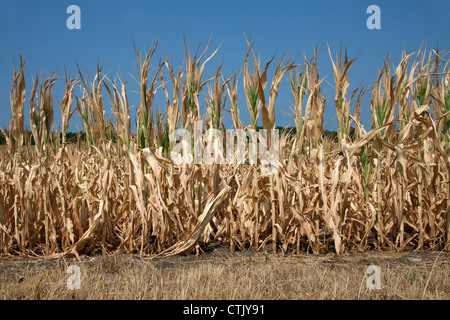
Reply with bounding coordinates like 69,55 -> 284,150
0,251 -> 448,300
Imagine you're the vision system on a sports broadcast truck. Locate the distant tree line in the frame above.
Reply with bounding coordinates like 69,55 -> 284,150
0,128 -> 355,146
0,131 -> 84,146
255,126 -> 355,143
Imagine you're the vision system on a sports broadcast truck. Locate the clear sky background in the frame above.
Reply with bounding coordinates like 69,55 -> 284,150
1,0 -> 450,132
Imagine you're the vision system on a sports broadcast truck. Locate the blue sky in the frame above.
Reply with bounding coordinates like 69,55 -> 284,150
1,0 -> 450,132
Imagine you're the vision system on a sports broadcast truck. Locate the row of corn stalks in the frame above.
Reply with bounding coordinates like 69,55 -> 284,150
0,39 -> 449,258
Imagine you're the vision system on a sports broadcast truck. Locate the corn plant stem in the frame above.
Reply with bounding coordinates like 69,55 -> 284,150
418,169 -> 424,250
377,158 -> 382,246
297,170 -> 303,254
447,169 -> 450,247
228,196 -> 235,252
253,168 -> 259,250
398,179 -> 405,248
276,173 -> 286,252
270,174 -> 276,253
43,182 -> 49,254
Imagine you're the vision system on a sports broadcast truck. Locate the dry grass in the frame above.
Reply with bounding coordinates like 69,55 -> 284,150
0,250 -> 448,300
1,41 -> 450,259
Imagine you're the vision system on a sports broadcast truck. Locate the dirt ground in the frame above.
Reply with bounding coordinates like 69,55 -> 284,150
0,246 -> 449,300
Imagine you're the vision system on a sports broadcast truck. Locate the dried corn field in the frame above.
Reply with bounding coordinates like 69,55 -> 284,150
1,40 -> 450,259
